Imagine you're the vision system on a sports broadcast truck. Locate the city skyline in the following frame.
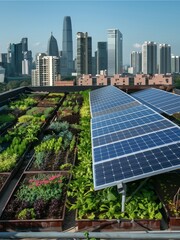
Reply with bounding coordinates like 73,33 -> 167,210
0,1 -> 180,64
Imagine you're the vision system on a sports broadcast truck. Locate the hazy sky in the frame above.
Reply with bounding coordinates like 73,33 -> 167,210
0,0 -> 180,64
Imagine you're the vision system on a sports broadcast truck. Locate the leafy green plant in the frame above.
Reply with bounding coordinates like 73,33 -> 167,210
17,208 -> 36,220
9,96 -> 37,111
0,113 -> 15,124
0,152 -> 17,172
16,174 -> 64,204
49,121 -> 69,133
69,136 -> 76,152
34,151 -> 46,168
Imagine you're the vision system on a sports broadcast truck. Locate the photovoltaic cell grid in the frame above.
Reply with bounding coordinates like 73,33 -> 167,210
92,104 -> 146,124
92,107 -> 156,130
92,113 -> 163,138
92,101 -> 140,118
90,86 -> 180,190
93,127 -> 180,163
90,86 -> 140,117
94,143 -> 180,189
131,88 -> 180,115
92,119 -> 174,148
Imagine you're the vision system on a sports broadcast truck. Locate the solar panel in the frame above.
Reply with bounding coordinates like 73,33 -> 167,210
131,88 -> 180,115
92,101 -> 140,117
92,107 -> 155,130
92,104 -> 146,124
92,119 -> 174,148
90,86 -> 180,191
90,86 -> 140,117
94,143 -> 180,190
93,127 -> 180,163
92,113 -> 163,138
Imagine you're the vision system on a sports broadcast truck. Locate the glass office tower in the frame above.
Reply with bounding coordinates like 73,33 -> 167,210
47,33 -> 59,57
61,16 -> 73,76
107,29 -> 123,76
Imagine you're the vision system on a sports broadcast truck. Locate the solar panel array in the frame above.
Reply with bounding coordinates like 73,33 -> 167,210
90,86 -> 180,190
131,88 -> 180,115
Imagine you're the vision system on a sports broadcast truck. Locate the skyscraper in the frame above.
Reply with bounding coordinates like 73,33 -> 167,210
61,16 -> 73,77
97,42 -> 107,74
21,38 -> 28,52
171,55 -> 180,73
159,44 -> 171,74
131,51 -> 142,74
22,51 -> 33,75
76,32 -> 92,76
32,53 -> 59,86
6,38 -> 32,77
47,33 -> 59,57
107,29 -> 123,76
7,43 -> 23,76
142,41 -> 157,75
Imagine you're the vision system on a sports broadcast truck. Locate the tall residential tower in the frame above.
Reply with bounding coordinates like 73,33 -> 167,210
131,51 -> 142,74
107,29 -> 123,76
159,44 -> 171,74
61,16 -> 73,77
142,41 -> 157,75
171,55 -> 180,73
32,53 -> 59,86
76,32 -> 92,76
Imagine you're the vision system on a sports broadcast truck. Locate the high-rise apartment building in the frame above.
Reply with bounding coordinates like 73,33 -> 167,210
47,33 -> 59,57
131,51 -> 142,74
32,53 -> 60,86
97,42 -> 107,74
21,38 -> 32,75
22,51 -> 33,75
142,41 -> 157,74
171,55 -> 180,73
159,44 -> 171,74
107,29 -> 123,76
0,66 -> 5,83
76,32 -> 92,76
61,16 -> 73,77
0,53 -> 8,76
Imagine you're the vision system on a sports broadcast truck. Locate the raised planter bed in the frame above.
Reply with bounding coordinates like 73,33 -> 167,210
26,147 -> 77,172
76,215 -> 161,231
0,171 -> 69,231
37,93 -> 64,107
153,172 -> 180,230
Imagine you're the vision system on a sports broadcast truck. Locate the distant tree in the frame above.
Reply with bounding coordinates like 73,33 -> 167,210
0,83 -> 7,93
6,80 -> 20,90
19,80 -> 31,87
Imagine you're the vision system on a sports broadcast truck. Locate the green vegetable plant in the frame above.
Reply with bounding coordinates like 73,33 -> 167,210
17,208 -> 36,220
16,174 -> 65,204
